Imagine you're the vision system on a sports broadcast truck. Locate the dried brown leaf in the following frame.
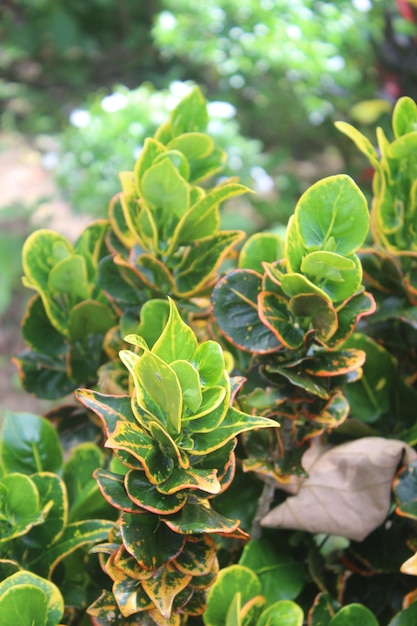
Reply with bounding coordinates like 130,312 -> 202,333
261,437 -> 417,541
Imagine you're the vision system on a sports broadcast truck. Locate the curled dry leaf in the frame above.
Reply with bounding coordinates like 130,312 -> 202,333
261,437 -> 417,541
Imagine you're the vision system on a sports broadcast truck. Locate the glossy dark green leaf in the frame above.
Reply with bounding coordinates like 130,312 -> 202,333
20,295 -> 64,356
259,291 -> 305,349
94,468 -> 141,513
212,269 -> 280,353
173,534 -> 217,576
163,500 -> 241,535
120,512 -> 185,570
288,293 -> 338,342
393,459 -> 417,519
0,412 -> 62,475
125,469 -> 187,514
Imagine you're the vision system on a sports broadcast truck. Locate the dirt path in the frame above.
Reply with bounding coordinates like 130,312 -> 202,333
0,132 -> 89,418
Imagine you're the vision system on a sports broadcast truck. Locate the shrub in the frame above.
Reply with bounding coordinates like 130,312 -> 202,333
5,87 -> 417,625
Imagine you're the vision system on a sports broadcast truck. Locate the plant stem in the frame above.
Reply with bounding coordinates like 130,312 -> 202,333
250,477 -> 276,539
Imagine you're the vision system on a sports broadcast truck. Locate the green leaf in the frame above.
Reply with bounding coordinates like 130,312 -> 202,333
342,334 -> 396,422
0,570 -> 64,626
134,137 -> 167,194
169,86 -> 209,136
25,473 -> 67,549
171,360 -> 202,412
173,534 -> 217,576
335,122 -> 381,170
120,348 -> 183,436
173,182 -> 248,245
239,539 -> 305,603
48,254 -> 90,300
281,273 -> 330,301
329,604 -> 379,626
239,232 -> 284,273
293,174 -> 369,256
392,96 -> 417,138
212,269 -> 280,353
168,132 -> 214,161
154,148 -> 190,180
192,340 -> 225,387
105,419 -> 176,484
191,406 -> 275,455
0,412 -> 62,475
68,300 -> 115,341
387,601 -> 417,625
257,600 -> 304,626
142,561 -> 193,620
0,473 -> 45,543
0,584 -> 48,626
152,297 -> 198,363
63,442 -> 106,521
75,389 -> 136,436
303,349 -> 366,377
34,519 -> 114,578
141,157 -> 189,217
136,298 -> 170,348
300,252 -> 362,303
203,565 -> 261,626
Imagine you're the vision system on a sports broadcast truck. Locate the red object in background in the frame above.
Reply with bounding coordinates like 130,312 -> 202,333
397,0 -> 417,24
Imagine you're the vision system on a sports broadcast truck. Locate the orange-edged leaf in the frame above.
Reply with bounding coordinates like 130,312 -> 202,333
34,519 -> 114,578
303,349 -> 366,377
173,534 -> 217,577
105,421 -> 175,485
259,291 -> 305,349
120,512 -> 185,570
189,559 -> 219,590
125,469 -> 187,514
88,588 -> 155,624
326,291 -> 376,348
113,546 -> 154,581
113,576 -> 154,617
156,465 -> 221,496
212,269 -> 281,354
142,562 -> 192,619
75,389 -> 136,436
190,407 -> 275,455
94,468 -> 142,513
311,391 -> 350,428
177,587 -> 208,616
163,501 -> 241,535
